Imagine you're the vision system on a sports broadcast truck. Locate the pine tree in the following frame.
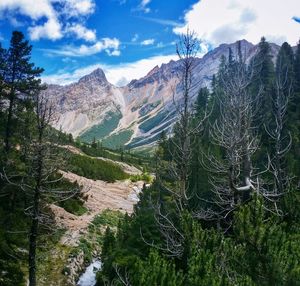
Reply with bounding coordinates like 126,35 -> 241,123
289,40 -> 300,171
194,87 -> 209,117
91,136 -> 97,149
294,40 -> 300,93
251,37 -> 275,141
267,42 -> 295,195
131,251 -> 184,286
0,43 -> 7,102
3,31 -> 43,152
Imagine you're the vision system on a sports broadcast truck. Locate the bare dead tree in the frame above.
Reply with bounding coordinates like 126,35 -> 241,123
27,92 -> 53,286
265,53 -> 293,211
0,91 -> 78,286
26,92 -> 80,286
146,30 -> 210,258
195,43 -> 262,225
161,30 -> 210,211
113,265 -> 132,286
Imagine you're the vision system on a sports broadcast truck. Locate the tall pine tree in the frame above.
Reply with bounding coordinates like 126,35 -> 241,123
289,40 -> 300,170
3,31 -> 43,152
251,37 -> 275,131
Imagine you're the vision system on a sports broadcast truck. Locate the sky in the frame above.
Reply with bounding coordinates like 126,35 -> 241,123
0,0 -> 299,86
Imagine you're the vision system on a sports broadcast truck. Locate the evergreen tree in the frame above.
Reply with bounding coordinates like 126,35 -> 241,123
68,133 -> 74,144
194,87 -> 209,117
267,42 -> 295,195
275,42 -> 294,90
3,31 -> 43,152
91,136 -> 97,149
0,43 -> 7,106
289,40 -> 300,171
131,251 -> 184,286
97,37 -> 300,286
294,40 -> 300,93
251,37 -> 275,125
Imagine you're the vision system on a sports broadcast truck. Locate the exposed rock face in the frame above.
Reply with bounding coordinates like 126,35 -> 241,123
47,40 -> 280,148
45,68 -> 125,137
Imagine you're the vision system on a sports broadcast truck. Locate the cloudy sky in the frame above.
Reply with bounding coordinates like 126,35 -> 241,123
0,0 -> 299,86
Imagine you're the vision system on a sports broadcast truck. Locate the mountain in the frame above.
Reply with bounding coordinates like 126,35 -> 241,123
46,40 -> 280,149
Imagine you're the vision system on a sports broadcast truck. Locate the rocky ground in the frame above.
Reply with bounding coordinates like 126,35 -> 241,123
51,170 -> 144,246
37,144 -> 148,285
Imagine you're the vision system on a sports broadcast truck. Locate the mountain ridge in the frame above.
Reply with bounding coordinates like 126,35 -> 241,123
46,40 -> 280,149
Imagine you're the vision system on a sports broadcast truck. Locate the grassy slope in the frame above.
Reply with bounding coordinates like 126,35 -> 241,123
64,151 -> 129,182
80,111 -> 122,143
102,129 -> 134,149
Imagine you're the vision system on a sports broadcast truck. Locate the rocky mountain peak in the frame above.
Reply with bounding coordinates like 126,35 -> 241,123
146,65 -> 159,76
48,39 -> 282,149
78,68 -> 108,84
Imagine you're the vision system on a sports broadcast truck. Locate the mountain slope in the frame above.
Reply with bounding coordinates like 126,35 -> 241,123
46,40 -> 280,148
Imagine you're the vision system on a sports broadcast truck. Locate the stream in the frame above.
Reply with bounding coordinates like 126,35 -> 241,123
76,184 -> 146,286
77,259 -> 102,286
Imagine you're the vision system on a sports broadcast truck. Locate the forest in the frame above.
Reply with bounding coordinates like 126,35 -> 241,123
0,29 -> 299,286
96,34 -> 300,285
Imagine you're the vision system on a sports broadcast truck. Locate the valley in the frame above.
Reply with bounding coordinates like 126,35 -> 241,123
47,40 -> 281,149
36,144 -> 150,286
0,12 -> 299,285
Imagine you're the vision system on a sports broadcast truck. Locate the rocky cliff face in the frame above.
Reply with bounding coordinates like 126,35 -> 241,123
44,68 -> 125,138
46,40 -> 280,148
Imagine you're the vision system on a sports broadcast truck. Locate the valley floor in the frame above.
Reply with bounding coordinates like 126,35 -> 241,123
51,170 -> 144,246
36,146 -> 147,285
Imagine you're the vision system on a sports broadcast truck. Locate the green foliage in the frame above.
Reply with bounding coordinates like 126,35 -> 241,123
0,224 -> 26,286
1,31 -> 44,152
80,111 -> 122,143
130,172 -> 152,183
66,153 -> 129,182
98,38 -> 300,286
1,31 -> 300,286
131,250 -> 184,286
59,197 -> 87,216
76,141 -> 154,171
79,238 -> 93,263
102,129 -> 133,149
233,196 -> 300,285
91,209 -> 124,229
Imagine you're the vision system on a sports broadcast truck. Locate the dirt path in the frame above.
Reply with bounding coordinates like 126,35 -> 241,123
50,171 -> 144,246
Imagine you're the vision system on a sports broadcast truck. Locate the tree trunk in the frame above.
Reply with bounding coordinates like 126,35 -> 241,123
28,195 -> 39,286
28,137 -> 43,286
5,93 -> 14,153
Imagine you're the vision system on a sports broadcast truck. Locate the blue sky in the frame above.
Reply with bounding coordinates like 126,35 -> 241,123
0,0 -> 299,86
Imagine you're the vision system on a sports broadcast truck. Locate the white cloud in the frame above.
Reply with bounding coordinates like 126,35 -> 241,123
141,38 -> 155,46
0,0 -> 55,20
139,16 -> 182,27
107,49 -> 121,56
29,18 -> 62,41
131,33 -> 139,42
65,0 -> 95,16
42,54 -> 178,86
135,0 -> 151,13
174,0 -> 300,47
66,24 -> 96,42
156,41 -> 176,49
42,38 -> 121,57
0,0 -> 96,41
